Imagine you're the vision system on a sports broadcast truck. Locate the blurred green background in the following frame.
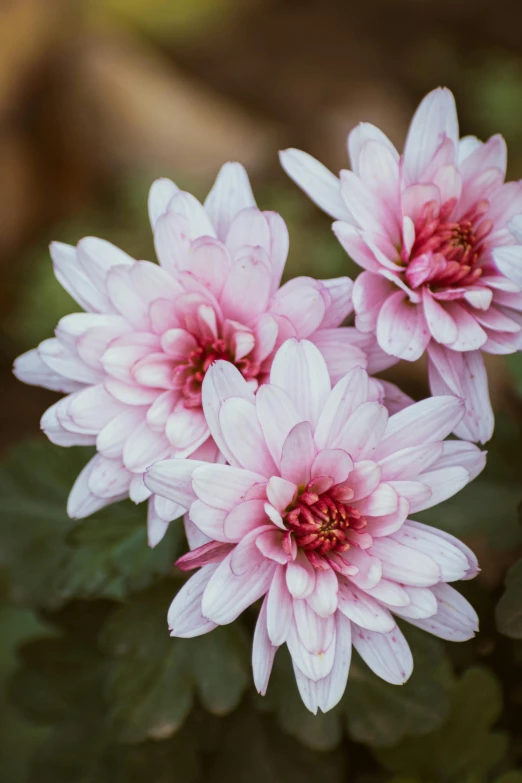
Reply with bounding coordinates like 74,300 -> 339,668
2,1 -> 522,781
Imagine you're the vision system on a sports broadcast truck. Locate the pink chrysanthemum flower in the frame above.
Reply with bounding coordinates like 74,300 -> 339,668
14,163 -> 369,546
145,338 -> 484,714
280,87 -> 522,444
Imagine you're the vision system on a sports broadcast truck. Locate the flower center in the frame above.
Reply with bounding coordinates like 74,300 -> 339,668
405,198 -> 493,290
285,482 -> 367,557
173,337 -> 260,409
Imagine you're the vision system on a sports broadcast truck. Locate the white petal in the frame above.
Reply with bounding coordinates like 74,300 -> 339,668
352,624 -> 413,684
287,617 -> 336,682
219,397 -> 276,476
293,599 -> 335,654
191,463 -> 266,511
148,178 -> 179,227
280,421 -> 316,486
286,551 -> 316,599
375,395 -> 465,460
331,401 -> 388,461
204,162 -> 256,240
337,581 -> 395,632
407,519 -> 479,580
306,568 -> 339,617
201,360 -> 255,466
393,585 -> 438,620
393,521 -> 471,581
168,564 -> 219,637
270,338 -> 331,428
267,565 -> 294,644
67,455 -> 127,519
201,552 -> 275,624
256,384 -> 302,466
13,348 -> 84,393
87,455 -> 132,498
409,466 -> 470,512
405,583 -> 478,641
144,458 -> 203,509
403,87 -> 458,183
314,366 -> 370,450
50,241 -> 110,313
369,538 -> 440,586
253,596 -> 277,695
279,148 -> 351,220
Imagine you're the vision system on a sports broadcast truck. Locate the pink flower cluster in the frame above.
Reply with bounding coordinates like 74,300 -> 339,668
281,87 -> 522,444
15,163 -> 377,546
17,86 -> 516,713
145,340 -> 483,712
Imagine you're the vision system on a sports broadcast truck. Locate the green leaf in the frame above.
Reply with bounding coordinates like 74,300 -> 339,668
107,723 -> 203,783
507,353 -> 522,398
9,633 -> 106,727
374,667 -> 508,783
496,559 -> 522,638
100,581 -> 250,742
7,602 -> 206,783
208,705 -> 346,783
495,774 -> 522,783
7,607 -> 113,783
345,629 -> 451,748
0,439 -> 183,608
417,480 -> 522,551
0,604 -> 53,783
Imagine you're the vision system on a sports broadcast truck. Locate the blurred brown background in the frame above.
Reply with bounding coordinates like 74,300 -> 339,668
3,0 -> 522,454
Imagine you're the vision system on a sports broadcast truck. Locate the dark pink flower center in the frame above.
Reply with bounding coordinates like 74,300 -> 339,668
285,481 -> 367,561
173,337 -> 260,409
405,198 -> 493,290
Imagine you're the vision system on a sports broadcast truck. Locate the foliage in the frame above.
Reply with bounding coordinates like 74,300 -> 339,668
100,581 -> 250,742
0,605 -> 52,783
496,559 -> 522,639
374,668 -> 508,783
0,439 -> 184,608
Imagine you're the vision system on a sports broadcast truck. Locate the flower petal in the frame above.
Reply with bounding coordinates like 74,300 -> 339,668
144,458 -> 203,509
204,162 -> 256,240
375,395 -> 464,460
338,581 -> 395,632
352,624 -> 413,684
286,550 -> 317,599
253,596 -> 277,696
191,463 -> 267,512
377,291 -> 430,361
267,565 -> 294,645
202,360 -> 255,466
314,366 -> 370,450
280,421 -> 316,485
279,148 -> 351,221
219,397 -> 276,476
168,564 -> 219,638
403,87 -> 458,183
369,538 -> 440,586
405,583 -> 478,641
202,552 -> 276,624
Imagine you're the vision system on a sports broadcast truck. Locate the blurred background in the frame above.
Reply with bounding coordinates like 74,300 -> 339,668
2,1 -> 522,781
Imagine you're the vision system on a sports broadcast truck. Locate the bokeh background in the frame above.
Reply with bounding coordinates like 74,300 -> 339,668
2,1 -> 522,781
